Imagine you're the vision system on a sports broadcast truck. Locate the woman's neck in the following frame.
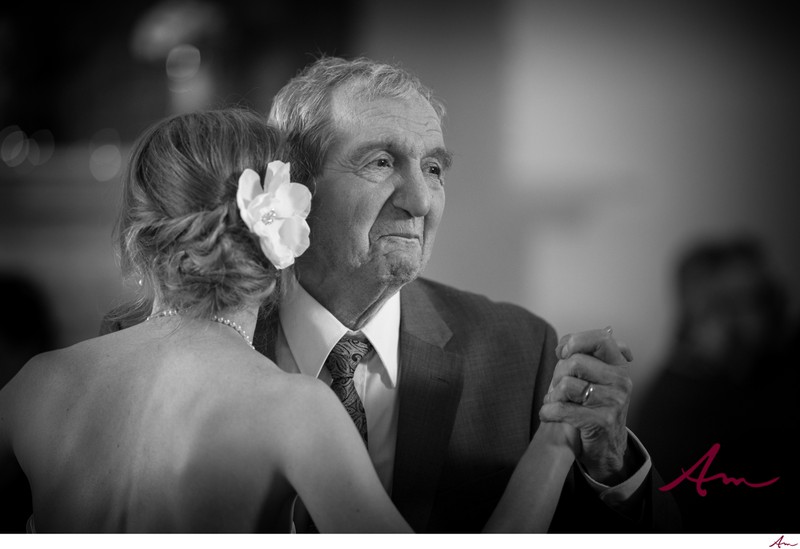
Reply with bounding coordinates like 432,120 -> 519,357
149,302 -> 259,345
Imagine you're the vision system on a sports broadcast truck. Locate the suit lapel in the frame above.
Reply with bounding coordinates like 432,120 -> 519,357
257,281 -> 463,530
391,281 -> 464,531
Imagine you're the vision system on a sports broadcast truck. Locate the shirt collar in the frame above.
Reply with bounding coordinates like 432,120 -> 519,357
279,277 -> 400,386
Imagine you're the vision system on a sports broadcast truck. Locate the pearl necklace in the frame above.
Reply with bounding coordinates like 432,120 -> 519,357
146,309 -> 255,350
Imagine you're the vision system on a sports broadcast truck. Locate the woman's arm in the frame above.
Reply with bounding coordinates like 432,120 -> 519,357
279,380 -> 412,533
0,364 -> 23,490
483,422 -> 576,532
0,385 -> 27,534
281,377 -> 577,533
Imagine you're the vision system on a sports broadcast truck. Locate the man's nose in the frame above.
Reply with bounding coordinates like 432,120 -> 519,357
392,166 -> 431,217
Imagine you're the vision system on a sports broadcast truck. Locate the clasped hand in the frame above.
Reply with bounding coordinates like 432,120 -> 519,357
540,327 -> 634,485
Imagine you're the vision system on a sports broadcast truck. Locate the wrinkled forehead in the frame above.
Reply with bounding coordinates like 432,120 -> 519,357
333,76 -> 442,118
329,82 -> 444,148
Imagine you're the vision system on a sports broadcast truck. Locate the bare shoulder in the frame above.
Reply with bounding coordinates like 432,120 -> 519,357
231,368 -> 341,431
1,347 -> 72,403
0,346 -> 78,448
229,370 -> 351,455
12,331 -> 136,381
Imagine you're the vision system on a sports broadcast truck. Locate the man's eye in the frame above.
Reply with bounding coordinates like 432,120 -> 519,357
427,165 -> 442,176
371,157 -> 392,168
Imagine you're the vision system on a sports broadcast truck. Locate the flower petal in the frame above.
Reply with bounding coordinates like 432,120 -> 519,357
252,217 -> 281,239
278,216 -> 311,257
263,237 -> 295,269
273,182 -> 312,218
268,246 -> 296,270
247,193 -> 278,220
264,160 -> 291,195
253,221 -> 293,269
237,169 -> 263,228
260,239 -> 294,270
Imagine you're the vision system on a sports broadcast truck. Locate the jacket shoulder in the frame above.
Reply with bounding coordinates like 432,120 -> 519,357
408,278 -> 556,342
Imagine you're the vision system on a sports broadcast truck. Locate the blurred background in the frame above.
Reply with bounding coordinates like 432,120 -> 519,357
1,0 -> 799,531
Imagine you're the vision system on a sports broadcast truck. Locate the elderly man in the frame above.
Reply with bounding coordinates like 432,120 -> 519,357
257,56 -> 679,532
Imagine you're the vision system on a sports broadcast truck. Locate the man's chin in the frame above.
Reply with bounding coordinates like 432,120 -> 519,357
379,257 -> 423,288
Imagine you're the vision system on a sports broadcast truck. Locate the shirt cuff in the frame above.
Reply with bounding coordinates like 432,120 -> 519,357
575,428 -> 651,507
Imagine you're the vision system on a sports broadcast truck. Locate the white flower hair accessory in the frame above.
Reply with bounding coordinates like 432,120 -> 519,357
236,161 -> 312,270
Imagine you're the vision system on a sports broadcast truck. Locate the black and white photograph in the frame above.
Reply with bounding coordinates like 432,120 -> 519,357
1,0 -> 798,544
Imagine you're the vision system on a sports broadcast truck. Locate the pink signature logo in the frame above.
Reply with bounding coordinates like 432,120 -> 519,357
771,535 -> 798,548
659,443 -> 779,496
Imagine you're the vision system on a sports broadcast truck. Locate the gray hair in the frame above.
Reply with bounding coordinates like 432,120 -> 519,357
268,56 -> 446,188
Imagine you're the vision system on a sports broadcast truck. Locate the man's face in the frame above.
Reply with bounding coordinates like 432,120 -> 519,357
295,86 -> 449,298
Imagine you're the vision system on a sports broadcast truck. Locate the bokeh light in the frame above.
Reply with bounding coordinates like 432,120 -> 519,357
1,126 -> 29,168
0,126 -> 55,170
166,44 -> 202,92
89,129 -> 122,182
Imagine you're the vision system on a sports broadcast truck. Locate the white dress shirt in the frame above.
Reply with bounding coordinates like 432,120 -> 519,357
276,277 -> 400,493
275,277 -> 651,504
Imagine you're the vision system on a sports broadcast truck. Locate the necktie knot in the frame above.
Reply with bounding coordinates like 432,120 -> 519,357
327,333 -> 372,380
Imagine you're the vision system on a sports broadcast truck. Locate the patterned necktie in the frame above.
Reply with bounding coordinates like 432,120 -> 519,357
324,333 -> 372,446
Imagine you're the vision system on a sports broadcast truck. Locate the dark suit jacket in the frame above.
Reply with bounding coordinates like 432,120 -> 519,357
101,277 -> 681,532
252,277 -> 682,533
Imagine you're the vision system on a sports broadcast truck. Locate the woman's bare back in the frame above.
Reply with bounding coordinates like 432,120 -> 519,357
6,321 -> 309,532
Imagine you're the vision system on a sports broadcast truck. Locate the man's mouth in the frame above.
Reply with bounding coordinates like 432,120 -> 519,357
382,233 -> 420,241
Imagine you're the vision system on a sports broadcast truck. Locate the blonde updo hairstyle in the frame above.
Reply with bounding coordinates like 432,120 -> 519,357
116,108 -> 282,320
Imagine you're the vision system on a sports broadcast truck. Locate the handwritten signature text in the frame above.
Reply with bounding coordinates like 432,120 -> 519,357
770,535 -> 797,548
659,443 -> 779,496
